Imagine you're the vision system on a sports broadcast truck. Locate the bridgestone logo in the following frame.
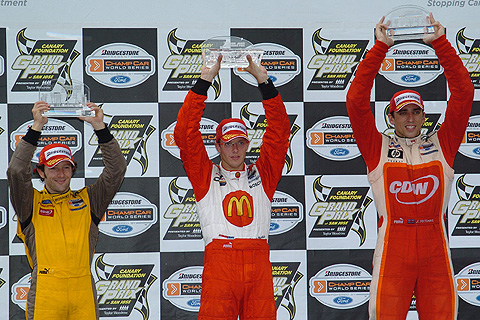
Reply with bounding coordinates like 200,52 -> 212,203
111,199 -> 142,205
321,123 -> 352,129
178,273 -> 202,279
325,271 -> 361,277
392,49 -> 430,55
101,50 -> 140,55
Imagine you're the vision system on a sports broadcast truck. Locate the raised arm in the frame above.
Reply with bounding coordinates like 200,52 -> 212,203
84,105 -> 127,222
346,17 -> 390,172
173,56 -> 223,201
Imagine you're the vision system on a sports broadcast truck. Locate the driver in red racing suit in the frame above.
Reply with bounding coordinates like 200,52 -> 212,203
174,55 -> 290,320
346,14 -> 474,320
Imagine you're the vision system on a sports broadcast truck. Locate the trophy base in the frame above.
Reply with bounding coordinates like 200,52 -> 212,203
204,49 -> 263,68
388,26 -> 435,41
42,106 -> 95,117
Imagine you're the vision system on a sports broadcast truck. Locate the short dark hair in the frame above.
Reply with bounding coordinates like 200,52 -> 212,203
35,162 -> 77,182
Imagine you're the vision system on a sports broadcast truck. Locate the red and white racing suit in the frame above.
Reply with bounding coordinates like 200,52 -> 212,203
346,35 -> 474,320
174,78 -> 290,320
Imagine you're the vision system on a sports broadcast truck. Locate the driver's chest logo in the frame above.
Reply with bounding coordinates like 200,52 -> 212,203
223,190 -> 254,227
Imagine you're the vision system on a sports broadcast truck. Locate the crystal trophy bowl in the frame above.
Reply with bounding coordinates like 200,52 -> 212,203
39,80 -> 94,117
201,36 -> 263,68
385,5 -> 434,41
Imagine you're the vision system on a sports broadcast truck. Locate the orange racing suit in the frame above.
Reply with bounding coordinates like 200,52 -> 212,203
174,78 -> 290,320
346,35 -> 474,320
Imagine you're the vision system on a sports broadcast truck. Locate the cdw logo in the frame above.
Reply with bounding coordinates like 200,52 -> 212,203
389,175 -> 439,205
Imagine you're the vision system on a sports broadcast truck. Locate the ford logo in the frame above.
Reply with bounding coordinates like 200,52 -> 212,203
112,225 -> 133,233
330,148 -> 349,156
476,295 -> 480,302
110,75 -> 131,83
270,222 -> 280,231
333,296 -> 353,305
187,299 -> 201,307
473,147 -> 480,155
269,75 -> 278,82
401,74 -> 420,83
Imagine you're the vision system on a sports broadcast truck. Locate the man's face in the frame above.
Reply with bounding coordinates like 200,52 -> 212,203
38,161 -> 74,194
388,104 -> 425,138
215,137 -> 249,171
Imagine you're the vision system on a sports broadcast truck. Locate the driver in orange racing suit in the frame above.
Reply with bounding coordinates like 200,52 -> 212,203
174,55 -> 290,320
346,14 -> 474,320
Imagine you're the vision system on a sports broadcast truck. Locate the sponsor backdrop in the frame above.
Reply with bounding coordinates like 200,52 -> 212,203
1,0 -> 480,319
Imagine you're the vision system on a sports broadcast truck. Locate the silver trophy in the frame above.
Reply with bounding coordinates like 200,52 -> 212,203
385,5 -> 434,41
201,36 -> 263,68
39,80 -> 94,117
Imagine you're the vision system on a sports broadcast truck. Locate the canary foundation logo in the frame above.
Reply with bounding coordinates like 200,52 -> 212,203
85,43 -> 155,88
10,273 -> 30,311
161,117 -> 219,160
272,262 -> 303,319
270,191 -> 303,235
94,254 -> 156,319
100,192 -> 157,238
451,175 -> 480,236
306,116 -> 360,161
307,29 -> 367,90
308,176 -> 371,246
457,28 -> 480,88
223,190 -> 254,227
379,42 -> 442,87
89,114 -> 155,175
163,177 -> 202,240
459,115 -> 480,159
234,42 -> 300,87
456,262 -> 480,307
11,119 -> 81,163
162,266 -> 203,312
239,103 -> 299,173
309,264 -> 371,309
11,28 -> 79,92
163,29 -> 221,99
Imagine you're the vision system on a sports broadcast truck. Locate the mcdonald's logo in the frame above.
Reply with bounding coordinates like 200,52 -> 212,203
223,190 -> 254,227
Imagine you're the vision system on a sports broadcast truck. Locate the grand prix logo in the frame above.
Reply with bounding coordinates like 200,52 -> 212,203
163,177 -> 202,240
456,262 -> 480,307
308,176 -> 371,246
379,42 -> 442,87
451,175 -> 480,236
100,192 -> 158,238
457,28 -> 480,88
161,117 -> 219,160
163,29 -> 221,99
94,254 -> 157,319
309,264 -> 371,309
234,42 -> 301,87
239,103 -> 299,172
11,28 -> 79,92
459,115 -> 480,159
89,113 -> 155,175
10,119 -> 82,163
306,116 -> 360,161
85,43 -> 155,88
272,262 -> 303,319
307,29 -> 367,90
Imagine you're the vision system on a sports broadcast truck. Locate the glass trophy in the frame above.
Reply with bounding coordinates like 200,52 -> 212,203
385,5 -> 434,41
39,80 -> 94,117
201,36 -> 263,68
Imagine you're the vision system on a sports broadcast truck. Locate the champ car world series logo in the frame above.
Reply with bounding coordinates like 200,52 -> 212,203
85,43 -> 155,88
